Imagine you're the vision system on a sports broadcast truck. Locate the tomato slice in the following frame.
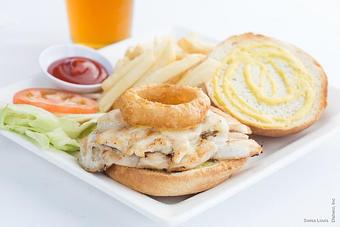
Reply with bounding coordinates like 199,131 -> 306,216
13,88 -> 99,114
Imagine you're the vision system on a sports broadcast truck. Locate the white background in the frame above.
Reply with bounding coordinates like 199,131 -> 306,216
0,0 -> 339,226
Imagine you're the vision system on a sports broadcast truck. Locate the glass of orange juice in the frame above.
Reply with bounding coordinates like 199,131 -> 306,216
66,0 -> 133,49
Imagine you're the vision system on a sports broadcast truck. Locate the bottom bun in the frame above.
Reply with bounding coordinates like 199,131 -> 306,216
105,159 -> 246,196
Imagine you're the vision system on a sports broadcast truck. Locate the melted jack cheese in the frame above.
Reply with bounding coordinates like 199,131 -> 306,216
96,110 -> 230,165
79,109 -> 261,172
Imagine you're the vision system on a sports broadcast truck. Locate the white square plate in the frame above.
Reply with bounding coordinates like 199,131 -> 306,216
0,28 -> 340,226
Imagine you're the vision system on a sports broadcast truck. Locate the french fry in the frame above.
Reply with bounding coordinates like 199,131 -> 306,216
101,51 -> 146,92
174,43 -> 186,60
125,44 -> 144,60
100,34 -> 216,112
99,50 -> 155,112
150,36 -> 176,72
177,58 -> 221,87
166,72 -> 186,84
134,36 -> 177,86
134,54 -> 205,87
114,57 -> 130,72
178,34 -> 215,55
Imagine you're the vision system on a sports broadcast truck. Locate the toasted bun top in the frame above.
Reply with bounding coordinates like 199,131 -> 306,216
205,33 -> 327,136
105,159 -> 246,196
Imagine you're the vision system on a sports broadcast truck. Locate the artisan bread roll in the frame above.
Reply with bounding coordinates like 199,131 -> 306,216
205,33 -> 327,137
105,159 -> 246,196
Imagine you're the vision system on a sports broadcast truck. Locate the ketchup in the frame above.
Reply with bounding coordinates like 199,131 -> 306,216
48,57 -> 108,85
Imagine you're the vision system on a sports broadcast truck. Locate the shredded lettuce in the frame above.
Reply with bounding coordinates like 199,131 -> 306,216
59,113 -> 103,139
0,104 -> 101,153
25,130 -> 50,149
0,104 -> 59,132
46,128 -> 79,152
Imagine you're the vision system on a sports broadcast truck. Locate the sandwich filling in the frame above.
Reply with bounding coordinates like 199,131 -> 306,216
78,109 -> 261,172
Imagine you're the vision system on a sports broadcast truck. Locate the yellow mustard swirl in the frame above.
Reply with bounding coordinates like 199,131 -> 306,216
213,42 -> 315,128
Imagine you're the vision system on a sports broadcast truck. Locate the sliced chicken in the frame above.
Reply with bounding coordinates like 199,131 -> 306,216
137,152 -> 170,170
213,139 -> 262,159
78,132 -> 105,172
210,106 -> 251,134
228,132 -> 249,141
169,139 -> 217,171
78,109 -> 262,172
96,110 -> 128,132
103,149 -> 140,168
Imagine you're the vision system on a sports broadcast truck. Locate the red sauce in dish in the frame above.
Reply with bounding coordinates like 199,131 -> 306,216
48,57 -> 108,85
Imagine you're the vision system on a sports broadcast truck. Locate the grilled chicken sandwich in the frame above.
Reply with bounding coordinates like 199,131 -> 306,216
78,85 -> 262,196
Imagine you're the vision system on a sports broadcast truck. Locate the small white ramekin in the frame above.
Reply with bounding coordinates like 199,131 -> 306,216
39,44 -> 113,93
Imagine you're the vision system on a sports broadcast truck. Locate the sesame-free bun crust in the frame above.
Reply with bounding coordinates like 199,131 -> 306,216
105,159 -> 246,196
205,33 -> 328,137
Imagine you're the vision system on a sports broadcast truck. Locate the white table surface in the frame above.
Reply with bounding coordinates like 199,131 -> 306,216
0,0 -> 339,226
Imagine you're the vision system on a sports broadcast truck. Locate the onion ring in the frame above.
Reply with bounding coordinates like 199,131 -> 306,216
117,84 -> 210,129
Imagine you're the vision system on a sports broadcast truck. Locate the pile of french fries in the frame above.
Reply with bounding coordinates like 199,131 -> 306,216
99,34 -> 217,112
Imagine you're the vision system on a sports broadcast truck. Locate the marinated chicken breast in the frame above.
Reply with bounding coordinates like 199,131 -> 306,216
78,109 -> 262,172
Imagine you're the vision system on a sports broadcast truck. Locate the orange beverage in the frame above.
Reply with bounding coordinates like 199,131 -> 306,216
66,0 -> 133,48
